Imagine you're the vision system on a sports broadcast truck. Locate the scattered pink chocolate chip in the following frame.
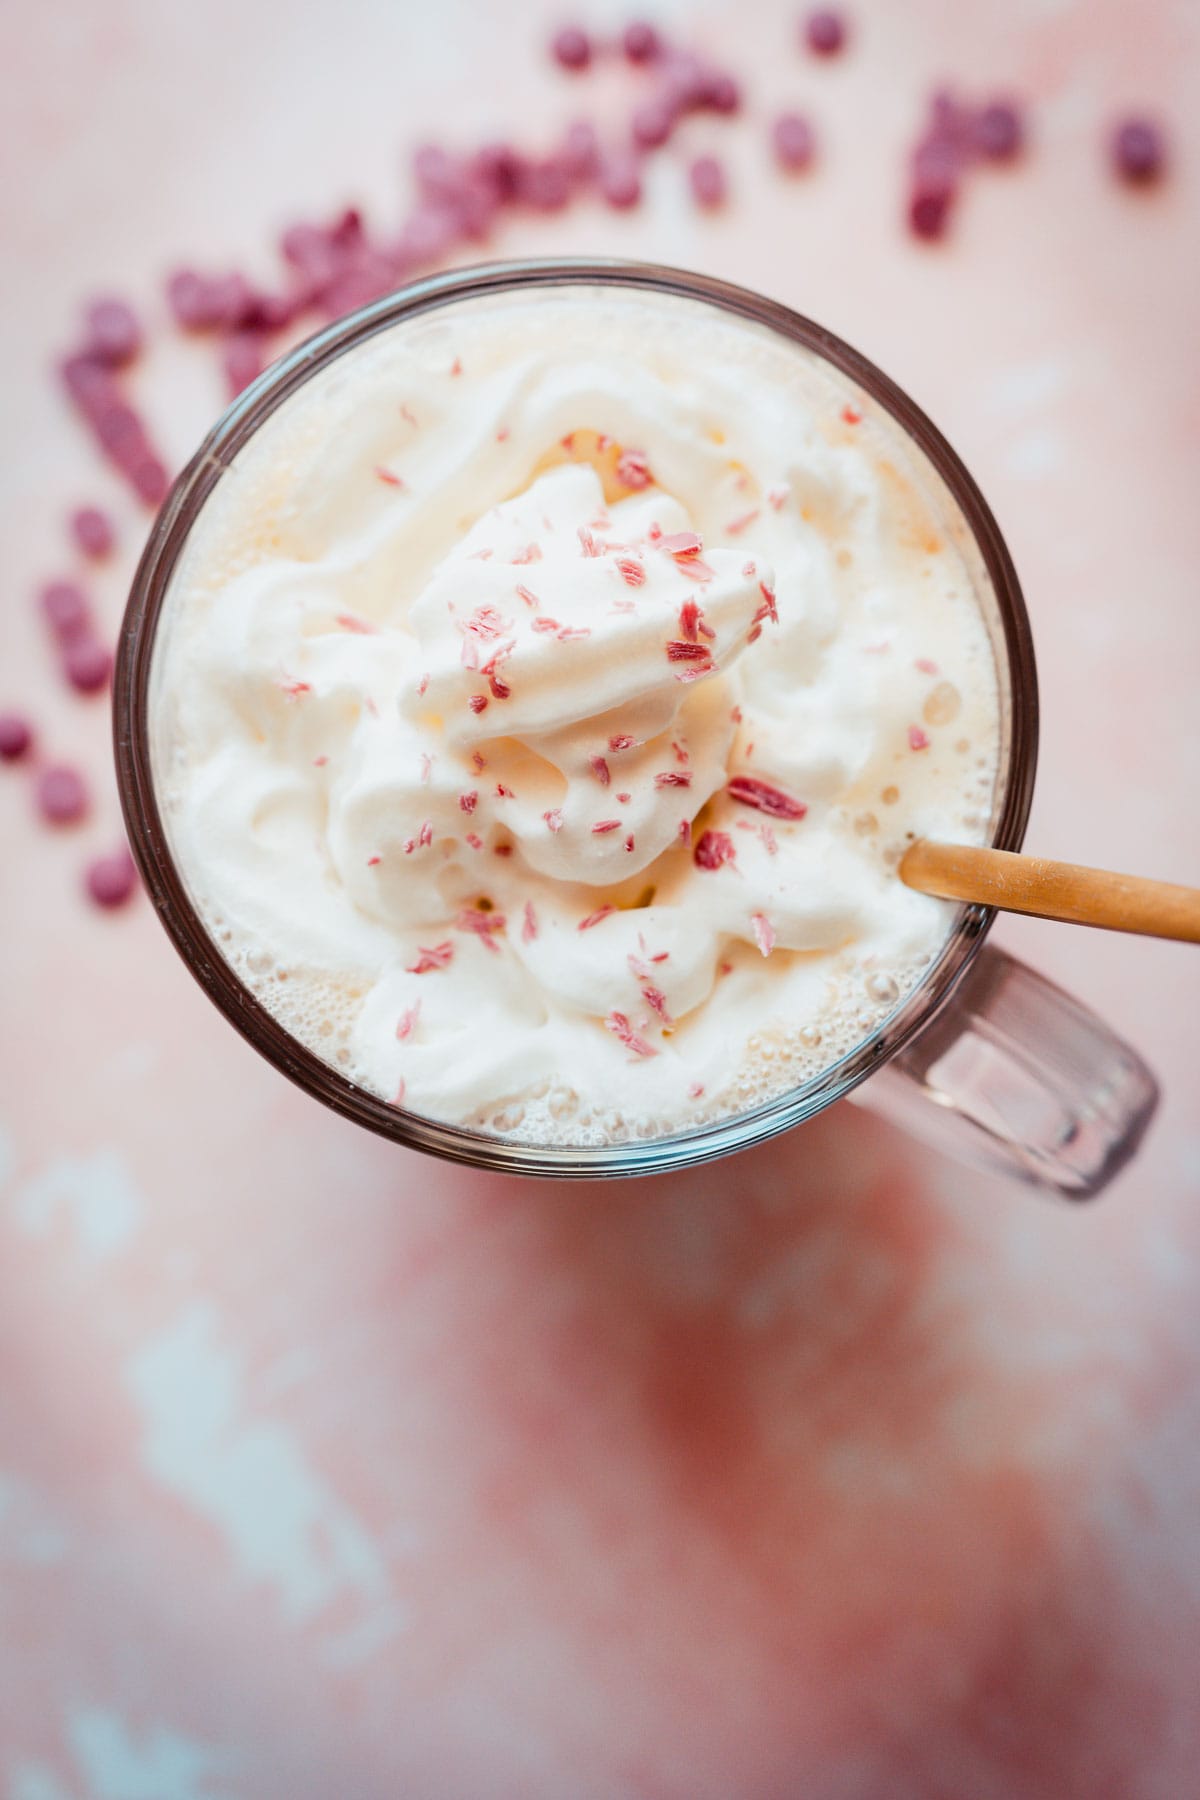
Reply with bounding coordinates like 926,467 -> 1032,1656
804,8 -> 847,56
62,634 -> 113,695
1112,116 -> 1167,184
130,454 -> 170,507
84,297 -> 142,367
561,120 -> 600,180
694,828 -> 736,870
518,159 -> 572,210
60,351 -> 115,410
600,152 -> 642,208
70,506 -> 115,559
623,19 -> 661,62
0,712 -> 33,761
166,268 -> 246,331
701,71 -> 741,115
689,154 -> 727,207
37,764 -> 89,825
909,179 -> 955,242
223,330 -> 268,398
974,99 -> 1024,162
772,111 -> 816,170
40,579 -> 90,640
471,142 -> 523,199
552,25 -> 592,70
632,96 -> 677,149
85,846 -> 138,909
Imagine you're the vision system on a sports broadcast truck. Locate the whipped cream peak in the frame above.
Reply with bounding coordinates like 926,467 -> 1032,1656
405,463 -> 774,739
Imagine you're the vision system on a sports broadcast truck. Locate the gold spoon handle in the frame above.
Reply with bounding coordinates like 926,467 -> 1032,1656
900,841 -> 1200,944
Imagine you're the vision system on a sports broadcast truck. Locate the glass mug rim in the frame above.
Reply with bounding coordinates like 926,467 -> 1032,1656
114,258 -> 1039,1177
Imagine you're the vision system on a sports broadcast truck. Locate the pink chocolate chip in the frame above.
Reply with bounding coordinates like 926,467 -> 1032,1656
632,96 -> 677,149
561,120 -> 600,179
223,330 -> 268,398
909,184 -> 954,241
0,712 -> 33,761
804,7 -> 847,55
85,846 -> 138,909
167,268 -> 254,331
689,154 -> 727,207
60,351 -> 116,410
699,70 -> 740,114
1112,116 -> 1167,183
62,635 -> 113,695
622,20 -> 661,62
518,159 -> 572,210
84,296 -> 142,367
599,152 -> 642,209
551,25 -> 591,70
974,99 -> 1024,162
40,580 -> 91,640
130,455 -> 170,507
70,506 -> 116,559
37,764 -> 89,825
772,111 -> 816,170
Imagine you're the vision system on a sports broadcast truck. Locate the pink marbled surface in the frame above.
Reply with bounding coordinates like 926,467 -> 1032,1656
2,1 -> 1199,1794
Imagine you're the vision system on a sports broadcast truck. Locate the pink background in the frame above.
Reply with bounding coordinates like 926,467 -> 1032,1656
2,1 -> 1199,1793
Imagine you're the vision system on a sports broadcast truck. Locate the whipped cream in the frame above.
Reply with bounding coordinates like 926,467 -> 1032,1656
151,285 -> 1001,1142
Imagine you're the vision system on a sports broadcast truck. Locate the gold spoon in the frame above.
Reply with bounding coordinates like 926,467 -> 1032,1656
900,841 -> 1200,944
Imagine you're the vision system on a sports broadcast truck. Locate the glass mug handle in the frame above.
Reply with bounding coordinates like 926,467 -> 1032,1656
853,945 -> 1159,1199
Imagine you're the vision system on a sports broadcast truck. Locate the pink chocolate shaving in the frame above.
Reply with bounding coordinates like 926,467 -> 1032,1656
659,530 -> 703,557
694,829 -> 736,870
588,753 -> 610,786
751,912 -> 777,957
407,942 -> 454,974
396,1001 -> 421,1041
908,725 -> 931,751
616,448 -> 652,489
641,984 -> 672,1023
604,1011 -> 658,1057
456,906 -> 507,951
578,905 -> 616,931
522,900 -> 538,942
726,775 -> 808,820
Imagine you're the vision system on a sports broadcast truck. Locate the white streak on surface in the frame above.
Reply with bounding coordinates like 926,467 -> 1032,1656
68,1706 -> 235,1800
127,1304 -> 403,1635
12,1151 -> 142,1258
8,1766 -> 72,1800
0,1475 -> 69,1566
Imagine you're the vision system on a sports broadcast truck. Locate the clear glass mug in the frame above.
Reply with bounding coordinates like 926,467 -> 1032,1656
114,260 -> 1158,1198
